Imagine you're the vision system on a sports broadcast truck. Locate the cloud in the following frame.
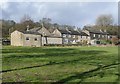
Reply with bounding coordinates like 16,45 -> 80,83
0,2 -> 118,28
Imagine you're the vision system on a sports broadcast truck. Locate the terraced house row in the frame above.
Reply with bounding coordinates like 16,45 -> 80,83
11,25 -> 111,47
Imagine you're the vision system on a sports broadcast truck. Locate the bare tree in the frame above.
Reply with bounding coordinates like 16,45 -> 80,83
20,14 -> 32,23
39,18 -> 52,30
39,18 -> 51,25
96,14 -> 113,26
19,14 -> 35,30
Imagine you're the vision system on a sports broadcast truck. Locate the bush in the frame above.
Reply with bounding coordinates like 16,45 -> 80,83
106,40 -> 112,44
111,37 -> 119,45
100,40 -> 112,45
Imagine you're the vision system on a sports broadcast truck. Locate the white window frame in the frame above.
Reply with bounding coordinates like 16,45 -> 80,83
64,39 -> 68,42
81,36 -> 82,38
102,35 -> 104,38
98,35 -> 100,38
93,34 -> 95,37
63,34 -> 66,37
73,40 -> 76,42
73,35 -> 75,38
68,34 -> 71,38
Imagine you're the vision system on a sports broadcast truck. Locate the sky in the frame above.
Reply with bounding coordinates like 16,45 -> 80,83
0,0 -> 119,28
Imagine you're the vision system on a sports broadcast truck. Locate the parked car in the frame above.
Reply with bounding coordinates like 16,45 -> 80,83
2,38 -> 10,45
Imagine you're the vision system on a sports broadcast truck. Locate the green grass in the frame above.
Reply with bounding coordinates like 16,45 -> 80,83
2,46 -> 119,83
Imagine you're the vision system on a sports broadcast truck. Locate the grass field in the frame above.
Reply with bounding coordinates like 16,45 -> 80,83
1,46 -> 119,83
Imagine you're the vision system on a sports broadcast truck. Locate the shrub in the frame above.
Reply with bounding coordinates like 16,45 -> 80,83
111,37 -> 119,45
100,40 -> 112,45
82,40 -> 88,46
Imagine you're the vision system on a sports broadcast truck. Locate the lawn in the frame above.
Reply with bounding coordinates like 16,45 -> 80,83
1,46 -> 119,83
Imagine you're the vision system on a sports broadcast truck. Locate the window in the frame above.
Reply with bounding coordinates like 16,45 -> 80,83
68,34 -> 71,38
64,39 -> 68,43
81,36 -> 82,38
34,38 -> 37,41
26,37 -> 29,40
98,35 -> 100,38
73,35 -> 75,38
93,34 -> 95,37
73,40 -> 76,42
63,34 -> 66,37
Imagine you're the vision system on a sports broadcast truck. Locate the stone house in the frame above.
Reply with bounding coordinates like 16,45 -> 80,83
29,26 -> 62,45
77,32 -> 90,44
11,30 -> 42,47
11,24 -> 63,47
52,28 -> 89,44
82,29 -> 111,45
67,29 -> 89,44
11,24 -> 112,47
68,29 -> 81,44
52,28 -> 71,44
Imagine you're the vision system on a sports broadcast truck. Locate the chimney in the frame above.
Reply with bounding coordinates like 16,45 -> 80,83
100,29 -> 102,32
74,27 -> 78,31
66,27 -> 69,31
41,23 -> 44,28
26,25 -> 30,31
53,26 -> 55,29
66,27 -> 71,33
104,29 -> 107,32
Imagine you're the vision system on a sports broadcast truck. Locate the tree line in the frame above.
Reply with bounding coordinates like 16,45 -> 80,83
0,14 -> 119,39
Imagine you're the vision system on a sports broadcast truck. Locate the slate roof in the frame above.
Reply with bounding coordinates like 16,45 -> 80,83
57,28 -> 71,34
29,27 -> 41,32
87,29 -> 109,35
89,30 -> 102,34
68,29 -> 80,35
57,28 -> 89,36
80,32 -> 89,36
17,26 -> 90,37
102,32 -> 109,35
26,27 -> 61,37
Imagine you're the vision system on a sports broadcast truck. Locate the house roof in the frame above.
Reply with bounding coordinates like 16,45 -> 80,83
80,32 -> 89,36
102,32 -> 109,35
57,28 -> 71,34
57,28 -> 89,36
29,27 -> 53,37
67,29 -> 80,35
87,29 -> 109,35
89,30 -> 102,34
29,27 -> 41,32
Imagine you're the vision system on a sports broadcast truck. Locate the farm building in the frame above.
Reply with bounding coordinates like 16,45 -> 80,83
11,30 -> 42,47
11,25 -> 62,47
28,25 -> 62,45
82,29 -> 111,45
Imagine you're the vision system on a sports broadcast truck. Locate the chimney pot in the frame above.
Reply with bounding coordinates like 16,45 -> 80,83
26,25 -> 30,31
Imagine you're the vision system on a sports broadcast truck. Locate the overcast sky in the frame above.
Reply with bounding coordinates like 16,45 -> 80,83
0,0 -> 118,28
